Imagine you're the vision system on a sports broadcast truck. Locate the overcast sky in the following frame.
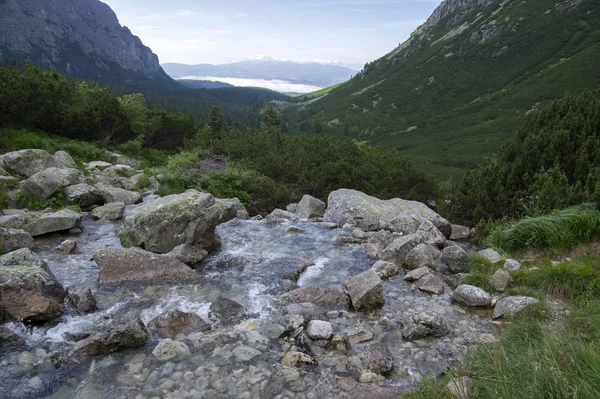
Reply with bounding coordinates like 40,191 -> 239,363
101,0 -> 442,69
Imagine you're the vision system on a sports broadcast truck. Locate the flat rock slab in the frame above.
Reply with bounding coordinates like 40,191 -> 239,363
0,227 -> 35,252
24,209 -> 83,237
345,269 -> 384,311
93,248 -> 197,284
280,285 -> 350,310
493,296 -> 540,319
452,285 -> 491,308
2,149 -> 58,177
22,167 -> 84,199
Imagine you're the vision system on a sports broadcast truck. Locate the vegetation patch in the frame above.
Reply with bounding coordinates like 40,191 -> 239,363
16,190 -> 70,211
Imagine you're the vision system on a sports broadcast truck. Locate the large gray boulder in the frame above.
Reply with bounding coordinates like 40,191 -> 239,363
345,269 -> 384,311
94,183 -> 141,205
401,311 -> 451,340
305,320 -> 333,340
296,195 -> 326,219
93,248 -> 197,284
0,228 -> 35,252
91,202 -> 125,220
323,189 -> 451,237
22,168 -> 84,199
363,229 -> 394,258
24,209 -> 83,236
53,151 -> 77,168
1,150 -> 58,178
405,243 -> 438,270
0,249 -> 65,321
452,285 -> 492,308
120,190 -> 238,254
450,224 -> 471,241
72,319 -> 149,357
442,245 -> 469,273
64,184 -> 104,208
493,296 -> 540,319
219,198 -> 249,220
415,273 -> 445,295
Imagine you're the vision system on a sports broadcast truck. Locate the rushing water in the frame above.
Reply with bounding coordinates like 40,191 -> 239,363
0,212 -> 497,399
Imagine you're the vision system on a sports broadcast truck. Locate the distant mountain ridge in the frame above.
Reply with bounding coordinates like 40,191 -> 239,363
162,60 -> 358,88
0,0 -> 174,88
284,0 -> 600,178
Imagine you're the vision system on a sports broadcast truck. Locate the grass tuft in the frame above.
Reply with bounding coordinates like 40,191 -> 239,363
486,204 -> 600,254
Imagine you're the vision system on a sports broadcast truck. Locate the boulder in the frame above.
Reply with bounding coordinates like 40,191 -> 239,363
24,209 -> 83,237
442,246 -> 469,273
305,320 -> 333,340
371,260 -> 399,279
323,189 -> 451,237
55,239 -> 77,254
286,203 -> 298,213
380,234 -> 422,264
452,285 -> 491,308
478,248 -> 502,263
282,351 -> 316,368
415,219 -> 447,248
280,285 -> 350,310
0,249 -> 65,321
401,311 -> 451,340
164,244 -> 208,265
296,195 -> 326,219
152,338 -> 191,361
353,342 -> 394,374
22,168 -> 84,199
0,214 -> 29,229
94,183 -> 141,205
120,190 -> 238,254
53,151 -> 77,168
267,208 -> 298,222
64,184 -> 104,208
66,286 -> 98,315
450,225 -> 471,241
415,273 -> 445,295
363,229 -> 394,258
492,296 -> 540,319
345,269 -> 384,311
2,149 -> 58,178
148,310 -> 210,337
503,259 -> 521,271
489,269 -> 511,292
93,248 -> 196,284
405,243 -> 437,270
0,228 -> 35,252
84,161 -> 112,171
72,319 -> 149,357
209,296 -> 246,326
91,202 -> 125,220
404,267 -> 432,282
108,152 -> 141,169
219,198 -> 249,220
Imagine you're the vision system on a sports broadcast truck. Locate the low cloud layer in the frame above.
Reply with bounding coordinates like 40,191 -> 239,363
178,76 -> 323,93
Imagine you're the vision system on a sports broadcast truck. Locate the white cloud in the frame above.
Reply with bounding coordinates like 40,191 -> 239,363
177,76 -> 323,93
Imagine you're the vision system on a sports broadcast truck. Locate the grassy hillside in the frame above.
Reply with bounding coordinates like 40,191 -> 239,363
284,0 -> 600,178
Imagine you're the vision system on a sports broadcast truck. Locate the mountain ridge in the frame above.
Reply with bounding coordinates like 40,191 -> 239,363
0,0 -> 174,88
284,0 -> 599,178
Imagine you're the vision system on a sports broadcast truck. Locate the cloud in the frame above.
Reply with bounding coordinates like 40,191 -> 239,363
177,76 -> 323,93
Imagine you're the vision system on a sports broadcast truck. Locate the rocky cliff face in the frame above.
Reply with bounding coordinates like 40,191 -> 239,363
0,0 -> 173,87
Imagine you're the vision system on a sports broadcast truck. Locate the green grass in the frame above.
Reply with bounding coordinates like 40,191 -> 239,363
295,83 -> 344,101
486,204 -> 600,254
0,128 -> 110,164
16,190 -> 71,211
462,254 -> 502,293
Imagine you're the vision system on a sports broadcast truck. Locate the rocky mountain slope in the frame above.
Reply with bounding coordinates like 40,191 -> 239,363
0,0 -> 174,88
284,0 -> 600,177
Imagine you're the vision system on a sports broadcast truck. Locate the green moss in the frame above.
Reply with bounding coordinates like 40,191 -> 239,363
118,230 -> 135,248
133,174 -> 151,191
16,190 -> 69,211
